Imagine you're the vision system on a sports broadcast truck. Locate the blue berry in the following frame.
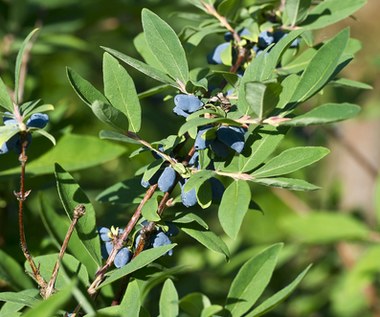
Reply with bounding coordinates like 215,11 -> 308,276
210,177 -> 225,201
273,30 -> 286,42
258,31 -> 274,48
173,94 -> 204,118
180,179 -> 197,207
114,247 -> 132,268
152,232 -> 173,256
208,42 -> 230,65
188,151 -> 199,167
194,126 -> 213,150
2,113 -> 17,126
290,38 -> 301,48
141,169 -> 162,188
165,222 -> 179,237
26,113 -> 49,129
158,166 -> 177,192
99,227 -> 111,242
216,126 -> 246,153
209,139 -> 230,158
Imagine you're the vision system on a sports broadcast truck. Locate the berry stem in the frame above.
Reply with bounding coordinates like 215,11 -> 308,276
16,132 -> 47,292
87,184 -> 158,295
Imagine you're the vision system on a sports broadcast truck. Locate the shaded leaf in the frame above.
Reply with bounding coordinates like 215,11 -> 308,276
120,279 -> 141,317
100,244 -> 176,289
0,77 -> 13,112
55,164 -> 102,267
0,133 -> 126,176
91,101 -> 130,131
281,212 -> 370,243
0,289 -> 40,309
0,250 -> 34,291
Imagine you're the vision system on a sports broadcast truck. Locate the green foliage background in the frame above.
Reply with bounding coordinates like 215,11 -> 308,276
1,0 -> 380,316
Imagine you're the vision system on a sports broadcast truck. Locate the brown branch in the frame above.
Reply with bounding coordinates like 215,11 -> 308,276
87,184 -> 158,295
16,132 -> 47,290
44,205 -> 86,299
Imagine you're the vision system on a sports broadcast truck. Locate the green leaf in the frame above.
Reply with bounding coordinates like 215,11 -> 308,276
284,0 -> 311,26
141,194 -> 161,222
244,82 -> 267,119
218,180 -> 251,239
301,0 -> 367,30
102,47 -> 175,86
217,0 -> 241,18
180,223 -> 230,260
225,243 -> 283,317
201,305 -> 223,317
178,117 -> 238,137
142,9 -> 189,84
96,176 -> 146,205
246,265 -> 312,317
66,67 -> 109,107
33,129 -> 56,145
331,78 -> 372,90
0,250 -> 34,291
183,170 -> 215,193
179,293 -> 212,317
14,28 -> 39,104
24,253 -> 89,290
281,103 -> 360,126
39,194 -> 100,277
134,32 -> 166,72
22,282 -> 73,317
0,76 -> 14,112
288,28 -> 349,107
281,212 -> 370,243
91,100 -> 130,131
219,126 -> 286,173
0,289 -> 40,308
55,164 -> 102,266
103,53 -> 141,132
0,125 -> 19,148
99,130 -> 140,145
0,133 -> 126,176
252,177 -> 320,191
120,279 -> 141,317
252,146 -> 330,178
100,244 -> 176,289
159,279 -> 179,317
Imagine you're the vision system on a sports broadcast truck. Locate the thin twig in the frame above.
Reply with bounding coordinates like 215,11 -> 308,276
44,205 -> 86,299
87,184 -> 158,295
16,132 -> 47,290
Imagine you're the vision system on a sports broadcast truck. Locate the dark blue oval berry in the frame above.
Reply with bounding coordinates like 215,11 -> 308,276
114,247 -> 132,268
180,179 -> 197,207
173,94 -> 204,118
158,166 -> 177,192
208,42 -> 230,65
26,113 -> 49,129
216,126 -> 246,153
152,232 -> 173,256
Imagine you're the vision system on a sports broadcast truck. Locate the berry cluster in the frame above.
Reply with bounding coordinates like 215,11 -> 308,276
98,226 -> 132,268
0,113 -> 49,155
134,221 -> 178,256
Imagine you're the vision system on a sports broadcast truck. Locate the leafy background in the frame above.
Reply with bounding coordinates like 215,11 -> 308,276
1,0 -> 380,316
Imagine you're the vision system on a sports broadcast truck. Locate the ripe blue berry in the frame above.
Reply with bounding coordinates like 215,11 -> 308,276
210,177 -> 225,201
99,227 -> 111,242
173,94 -> 204,118
208,42 -> 230,65
209,139 -> 230,158
2,113 -> 17,126
194,126 -> 213,150
114,247 -> 132,268
152,232 -> 173,256
141,169 -> 162,188
180,179 -> 197,207
258,31 -> 274,48
216,126 -> 246,153
26,113 -> 49,129
158,166 -> 177,192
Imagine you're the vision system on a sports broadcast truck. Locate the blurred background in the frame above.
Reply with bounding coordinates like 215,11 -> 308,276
0,0 -> 379,316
